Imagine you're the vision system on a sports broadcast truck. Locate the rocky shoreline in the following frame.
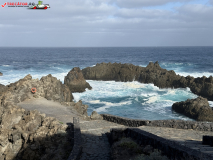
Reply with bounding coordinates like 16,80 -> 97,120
0,61 -> 213,159
0,67 -> 96,159
82,61 -> 213,101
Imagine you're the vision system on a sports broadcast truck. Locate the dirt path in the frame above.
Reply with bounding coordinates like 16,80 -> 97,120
17,97 -> 83,124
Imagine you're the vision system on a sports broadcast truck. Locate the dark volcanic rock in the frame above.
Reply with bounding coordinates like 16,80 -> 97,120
0,74 -> 76,159
82,61 -> 181,87
82,62 -> 143,82
64,67 -> 92,93
82,61 -> 213,100
172,97 -> 213,121
0,74 -> 73,108
0,72 -> 2,76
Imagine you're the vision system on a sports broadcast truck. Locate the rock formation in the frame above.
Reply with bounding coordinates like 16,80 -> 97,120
0,72 -> 2,76
0,105 -> 72,160
64,67 -> 92,93
172,97 -> 213,121
0,74 -> 73,107
90,111 -> 103,120
82,62 -> 213,100
61,100 -> 90,119
0,84 -> 6,96
0,74 -> 75,159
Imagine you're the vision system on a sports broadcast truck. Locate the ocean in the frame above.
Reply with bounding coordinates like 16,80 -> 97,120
1,47 -> 213,121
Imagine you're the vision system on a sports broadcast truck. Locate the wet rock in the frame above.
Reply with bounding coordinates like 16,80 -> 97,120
172,96 -> 213,121
82,62 -> 142,82
64,67 -> 92,93
0,72 -> 2,76
90,111 -> 103,120
82,61 -> 213,101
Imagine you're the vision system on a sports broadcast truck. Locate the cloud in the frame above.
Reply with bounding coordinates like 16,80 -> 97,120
110,0 -> 192,8
0,0 -> 213,47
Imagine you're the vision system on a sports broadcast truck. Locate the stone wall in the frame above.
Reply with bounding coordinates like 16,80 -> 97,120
102,114 -> 213,131
67,117 -> 82,160
109,128 -> 213,160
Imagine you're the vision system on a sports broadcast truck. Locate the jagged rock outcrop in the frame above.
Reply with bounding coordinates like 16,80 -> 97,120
82,62 -> 213,100
90,111 -> 103,120
0,104 -> 72,160
0,74 -> 73,107
64,67 -> 92,93
82,61 -> 181,86
0,72 -> 2,76
61,100 -> 90,119
172,97 -> 213,121
82,62 -> 143,82
0,84 -> 6,96
0,74 -> 76,159
0,73 -> 95,159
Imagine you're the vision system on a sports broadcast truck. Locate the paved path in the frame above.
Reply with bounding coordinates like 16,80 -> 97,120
79,120 -> 126,160
17,97 -> 83,124
17,98 -> 213,159
79,121 -> 213,160
138,126 -> 213,156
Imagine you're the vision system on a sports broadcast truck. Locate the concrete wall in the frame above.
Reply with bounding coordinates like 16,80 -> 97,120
102,114 -> 213,131
109,128 -> 213,160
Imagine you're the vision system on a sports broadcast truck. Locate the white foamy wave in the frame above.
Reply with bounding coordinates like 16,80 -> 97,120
123,82 -> 145,88
143,102 -> 172,114
209,101 -> 213,107
2,65 -> 10,67
93,100 -> 132,112
176,71 -> 213,78
143,96 -> 158,104
166,89 -> 176,94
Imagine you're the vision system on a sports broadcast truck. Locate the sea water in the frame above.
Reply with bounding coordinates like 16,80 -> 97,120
0,47 -> 213,120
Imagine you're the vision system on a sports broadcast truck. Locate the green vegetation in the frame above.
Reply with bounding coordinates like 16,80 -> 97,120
133,149 -> 169,160
59,121 -> 63,124
117,137 -> 143,154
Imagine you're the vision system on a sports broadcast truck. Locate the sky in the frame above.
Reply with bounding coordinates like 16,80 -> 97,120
0,0 -> 213,47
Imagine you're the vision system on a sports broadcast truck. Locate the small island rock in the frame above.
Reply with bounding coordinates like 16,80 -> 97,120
64,67 -> 92,93
172,96 -> 213,121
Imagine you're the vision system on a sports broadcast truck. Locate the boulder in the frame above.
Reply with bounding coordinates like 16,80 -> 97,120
64,67 -> 92,93
72,100 -> 89,118
90,111 -> 103,120
0,72 -> 2,76
172,97 -> 213,121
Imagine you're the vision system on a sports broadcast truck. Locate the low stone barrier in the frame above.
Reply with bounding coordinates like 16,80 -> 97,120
67,117 -> 82,160
102,114 -> 213,131
109,128 -> 213,160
